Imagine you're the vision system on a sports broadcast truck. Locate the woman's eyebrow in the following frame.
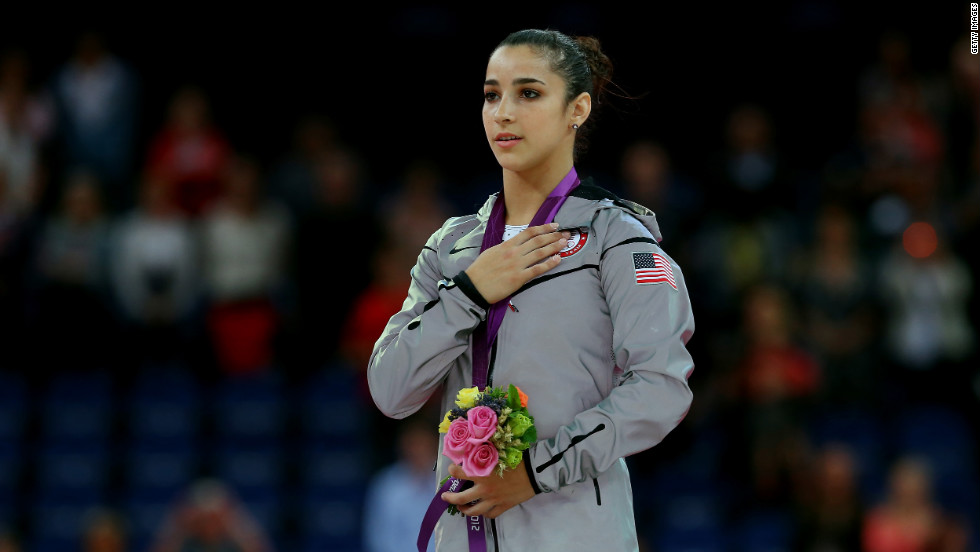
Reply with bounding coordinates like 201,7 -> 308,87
484,77 -> 547,86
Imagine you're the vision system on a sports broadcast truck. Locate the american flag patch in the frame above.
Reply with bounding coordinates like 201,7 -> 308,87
632,252 -> 677,289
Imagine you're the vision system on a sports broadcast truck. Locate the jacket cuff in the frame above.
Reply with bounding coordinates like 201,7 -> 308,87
523,449 -> 542,494
452,270 -> 490,310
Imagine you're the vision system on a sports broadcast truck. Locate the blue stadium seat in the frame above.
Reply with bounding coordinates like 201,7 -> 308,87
123,489 -> 178,551
124,443 -> 200,495
234,485 -> 284,542
0,446 -> 20,493
732,510 -> 792,552
28,498 -> 99,552
39,372 -> 114,446
654,526 -> 727,552
299,490 -> 362,552
0,447 -> 18,522
130,363 -> 201,402
127,367 -> 201,439
39,404 -> 112,447
300,369 -> 364,446
34,441 -> 109,502
212,373 -> 285,444
300,447 -> 370,492
213,446 -> 285,493
659,491 -> 726,535
0,371 -> 28,445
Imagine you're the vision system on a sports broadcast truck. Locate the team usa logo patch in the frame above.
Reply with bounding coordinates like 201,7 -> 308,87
632,252 -> 677,289
559,228 -> 588,257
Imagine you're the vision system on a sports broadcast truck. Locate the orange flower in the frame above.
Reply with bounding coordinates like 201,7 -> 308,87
514,386 -> 528,408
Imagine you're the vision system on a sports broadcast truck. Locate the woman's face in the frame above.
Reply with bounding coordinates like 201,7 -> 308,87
482,45 -> 585,174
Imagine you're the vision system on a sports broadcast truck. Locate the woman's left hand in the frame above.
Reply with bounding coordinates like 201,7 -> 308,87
442,460 -> 537,519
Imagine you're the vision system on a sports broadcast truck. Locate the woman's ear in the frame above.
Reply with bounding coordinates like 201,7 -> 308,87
570,92 -> 592,128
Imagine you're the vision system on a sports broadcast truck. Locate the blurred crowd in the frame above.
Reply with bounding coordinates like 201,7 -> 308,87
0,25 -> 978,552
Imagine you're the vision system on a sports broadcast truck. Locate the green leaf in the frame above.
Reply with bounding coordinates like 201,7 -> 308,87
508,384 -> 521,410
523,425 -> 537,443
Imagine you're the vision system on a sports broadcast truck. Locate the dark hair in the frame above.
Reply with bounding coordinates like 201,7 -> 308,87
495,29 -> 615,157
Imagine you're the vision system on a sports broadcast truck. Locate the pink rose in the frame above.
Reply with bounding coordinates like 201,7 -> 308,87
465,406 -> 498,445
443,418 -> 473,465
464,441 -> 499,477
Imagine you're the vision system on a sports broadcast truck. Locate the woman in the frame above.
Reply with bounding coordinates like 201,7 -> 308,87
368,29 -> 695,551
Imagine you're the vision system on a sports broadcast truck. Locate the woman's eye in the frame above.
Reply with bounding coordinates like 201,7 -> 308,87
520,89 -> 540,99
484,91 -> 498,102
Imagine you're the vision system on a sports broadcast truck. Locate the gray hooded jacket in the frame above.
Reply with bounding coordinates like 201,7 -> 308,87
368,182 -> 695,551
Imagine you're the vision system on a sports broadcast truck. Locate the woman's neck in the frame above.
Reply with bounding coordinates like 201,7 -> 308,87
501,161 -> 574,225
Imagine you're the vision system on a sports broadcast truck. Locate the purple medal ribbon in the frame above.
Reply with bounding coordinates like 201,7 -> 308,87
417,167 -> 581,552
472,167 -> 581,390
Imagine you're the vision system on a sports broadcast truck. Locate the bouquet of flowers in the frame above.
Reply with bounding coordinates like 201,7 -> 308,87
438,384 -> 537,515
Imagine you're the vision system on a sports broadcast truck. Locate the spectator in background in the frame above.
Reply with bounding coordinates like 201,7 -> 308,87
0,49 -> 53,142
376,159 -> 454,257
617,139 -> 702,247
146,85 -> 230,218
150,478 -> 271,552
0,56 -> 44,366
941,34 -> 980,189
730,283 -> 820,509
363,415 -> 438,552
690,104 -> 798,328
340,239 -> 416,388
0,529 -> 19,552
29,169 -> 114,372
862,457 -> 967,552
0,69 -> 43,366
108,174 -> 200,368
943,38 -> 980,340
0,49 -> 50,218
288,148 -> 379,371
81,508 -> 127,552
858,30 -> 917,111
792,444 -> 865,552
792,203 -> 879,406
51,30 -> 137,211
201,154 -> 290,376
268,113 -> 340,219
709,103 -> 796,217
877,221 -> 973,406
863,81 -> 945,212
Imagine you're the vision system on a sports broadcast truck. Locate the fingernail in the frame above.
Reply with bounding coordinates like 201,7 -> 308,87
550,222 -> 559,229
559,238 -> 568,246
553,254 -> 561,261
562,231 -> 571,239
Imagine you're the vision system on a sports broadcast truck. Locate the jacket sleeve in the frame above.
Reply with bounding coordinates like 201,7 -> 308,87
367,223 -> 488,419
526,209 -> 695,492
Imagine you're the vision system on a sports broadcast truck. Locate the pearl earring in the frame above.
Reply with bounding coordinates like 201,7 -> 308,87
572,124 -> 579,130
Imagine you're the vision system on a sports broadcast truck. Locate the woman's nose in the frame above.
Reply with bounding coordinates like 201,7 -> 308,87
494,95 -> 515,124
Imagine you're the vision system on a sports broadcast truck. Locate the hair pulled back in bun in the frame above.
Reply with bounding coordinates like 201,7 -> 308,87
495,29 -> 617,157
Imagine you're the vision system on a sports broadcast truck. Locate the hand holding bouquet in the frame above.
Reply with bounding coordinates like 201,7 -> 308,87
438,384 -> 536,515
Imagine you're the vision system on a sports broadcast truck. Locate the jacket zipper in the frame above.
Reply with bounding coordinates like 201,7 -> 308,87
593,477 -> 602,506
486,340 -> 498,387
491,518 -> 499,550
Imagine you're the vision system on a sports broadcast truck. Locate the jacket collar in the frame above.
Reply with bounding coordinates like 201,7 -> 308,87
471,179 -> 664,242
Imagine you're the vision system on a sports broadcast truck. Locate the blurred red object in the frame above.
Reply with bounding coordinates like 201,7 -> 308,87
207,299 -> 278,375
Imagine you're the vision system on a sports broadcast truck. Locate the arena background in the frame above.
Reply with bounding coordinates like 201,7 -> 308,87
1,3 -> 977,551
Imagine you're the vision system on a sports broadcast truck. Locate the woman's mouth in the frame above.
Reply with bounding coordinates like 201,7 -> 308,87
495,134 -> 522,148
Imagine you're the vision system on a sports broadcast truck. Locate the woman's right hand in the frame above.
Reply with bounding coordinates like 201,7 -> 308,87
464,223 -> 570,304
